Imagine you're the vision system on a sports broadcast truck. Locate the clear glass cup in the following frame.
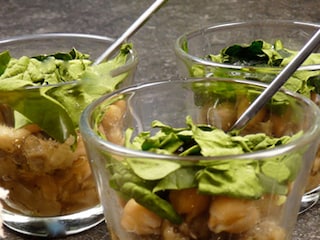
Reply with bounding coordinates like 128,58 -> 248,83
80,78 -> 320,240
0,33 -> 138,237
174,20 -> 320,212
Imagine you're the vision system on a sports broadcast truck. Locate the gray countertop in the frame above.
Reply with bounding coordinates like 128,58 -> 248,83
0,0 -> 320,239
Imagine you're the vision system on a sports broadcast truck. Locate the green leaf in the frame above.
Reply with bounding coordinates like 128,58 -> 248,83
120,182 -> 183,224
197,161 -> 264,199
0,50 -> 11,75
108,160 -> 156,191
0,87 -> 76,142
179,144 -> 201,156
125,128 -> 151,150
153,167 -> 198,192
222,40 -> 269,65
127,158 -> 181,180
80,44 -> 133,98
201,39 -> 320,96
257,173 -> 288,195
187,116 -> 245,156
143,132 -> 184,153
123,115 -> 301,203
44,81 -> 88,129
32,47 -> 90,61
261,160 -> 290,183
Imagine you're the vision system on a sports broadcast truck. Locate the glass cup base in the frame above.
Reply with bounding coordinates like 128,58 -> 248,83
1,205 -> 104,237
300,187 -> 320,214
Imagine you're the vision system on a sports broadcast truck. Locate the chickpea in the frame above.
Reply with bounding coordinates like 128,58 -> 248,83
236,95 -> 267,131
268,108 -> 294,137
208,196 -> 260,234
0,125 -> 31,153
114,99 -> 127,113
254,195 -> 283,219
121,198 -> 162,235
102,104 -> 123,129
0,104 -> 14,126
206,101 -> 237,131
169,188 -> 211,222
101,101 -> 127,145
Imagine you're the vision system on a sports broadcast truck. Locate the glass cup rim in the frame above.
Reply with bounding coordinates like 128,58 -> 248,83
80,77 -> 320,162
174,19 -> 320,71
0,32 -> 115,44
0,32 -> 139,90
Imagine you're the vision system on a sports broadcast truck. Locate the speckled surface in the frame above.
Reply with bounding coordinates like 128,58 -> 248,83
0,0 -> 320,239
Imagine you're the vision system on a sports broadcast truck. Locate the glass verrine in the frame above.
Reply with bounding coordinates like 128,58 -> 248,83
80,78 -> 320,240
174,20 -> 320,211
0,33 -> 138,237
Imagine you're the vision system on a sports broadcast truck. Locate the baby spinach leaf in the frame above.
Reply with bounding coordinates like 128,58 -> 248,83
108,160 -> 156,191
221,40 -> 269,66
153,167 -> 198,192
196,161 -> 264,199
188,117 -> 245,156
124,128 -> 149,150
120,182 -> 183,224
127,158 -> 181,180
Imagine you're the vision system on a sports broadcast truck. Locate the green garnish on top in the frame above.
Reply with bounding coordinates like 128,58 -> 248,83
0,43 -> 134,144
108,116 -> 302,224
184,39 -> 320,96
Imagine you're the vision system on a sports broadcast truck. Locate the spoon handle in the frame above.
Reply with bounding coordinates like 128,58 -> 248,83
94,0 -> 167,65
230,28 -> 320,131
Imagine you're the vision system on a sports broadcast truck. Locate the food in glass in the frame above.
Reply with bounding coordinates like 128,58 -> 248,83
0,187 -> 7,238
174,20 -> 320,210
0,33 -> 138,237
80,78 -> 320,240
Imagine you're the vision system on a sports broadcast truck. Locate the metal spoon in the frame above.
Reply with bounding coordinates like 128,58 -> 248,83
94,0 -> 167,65
230,28 -> 320,131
